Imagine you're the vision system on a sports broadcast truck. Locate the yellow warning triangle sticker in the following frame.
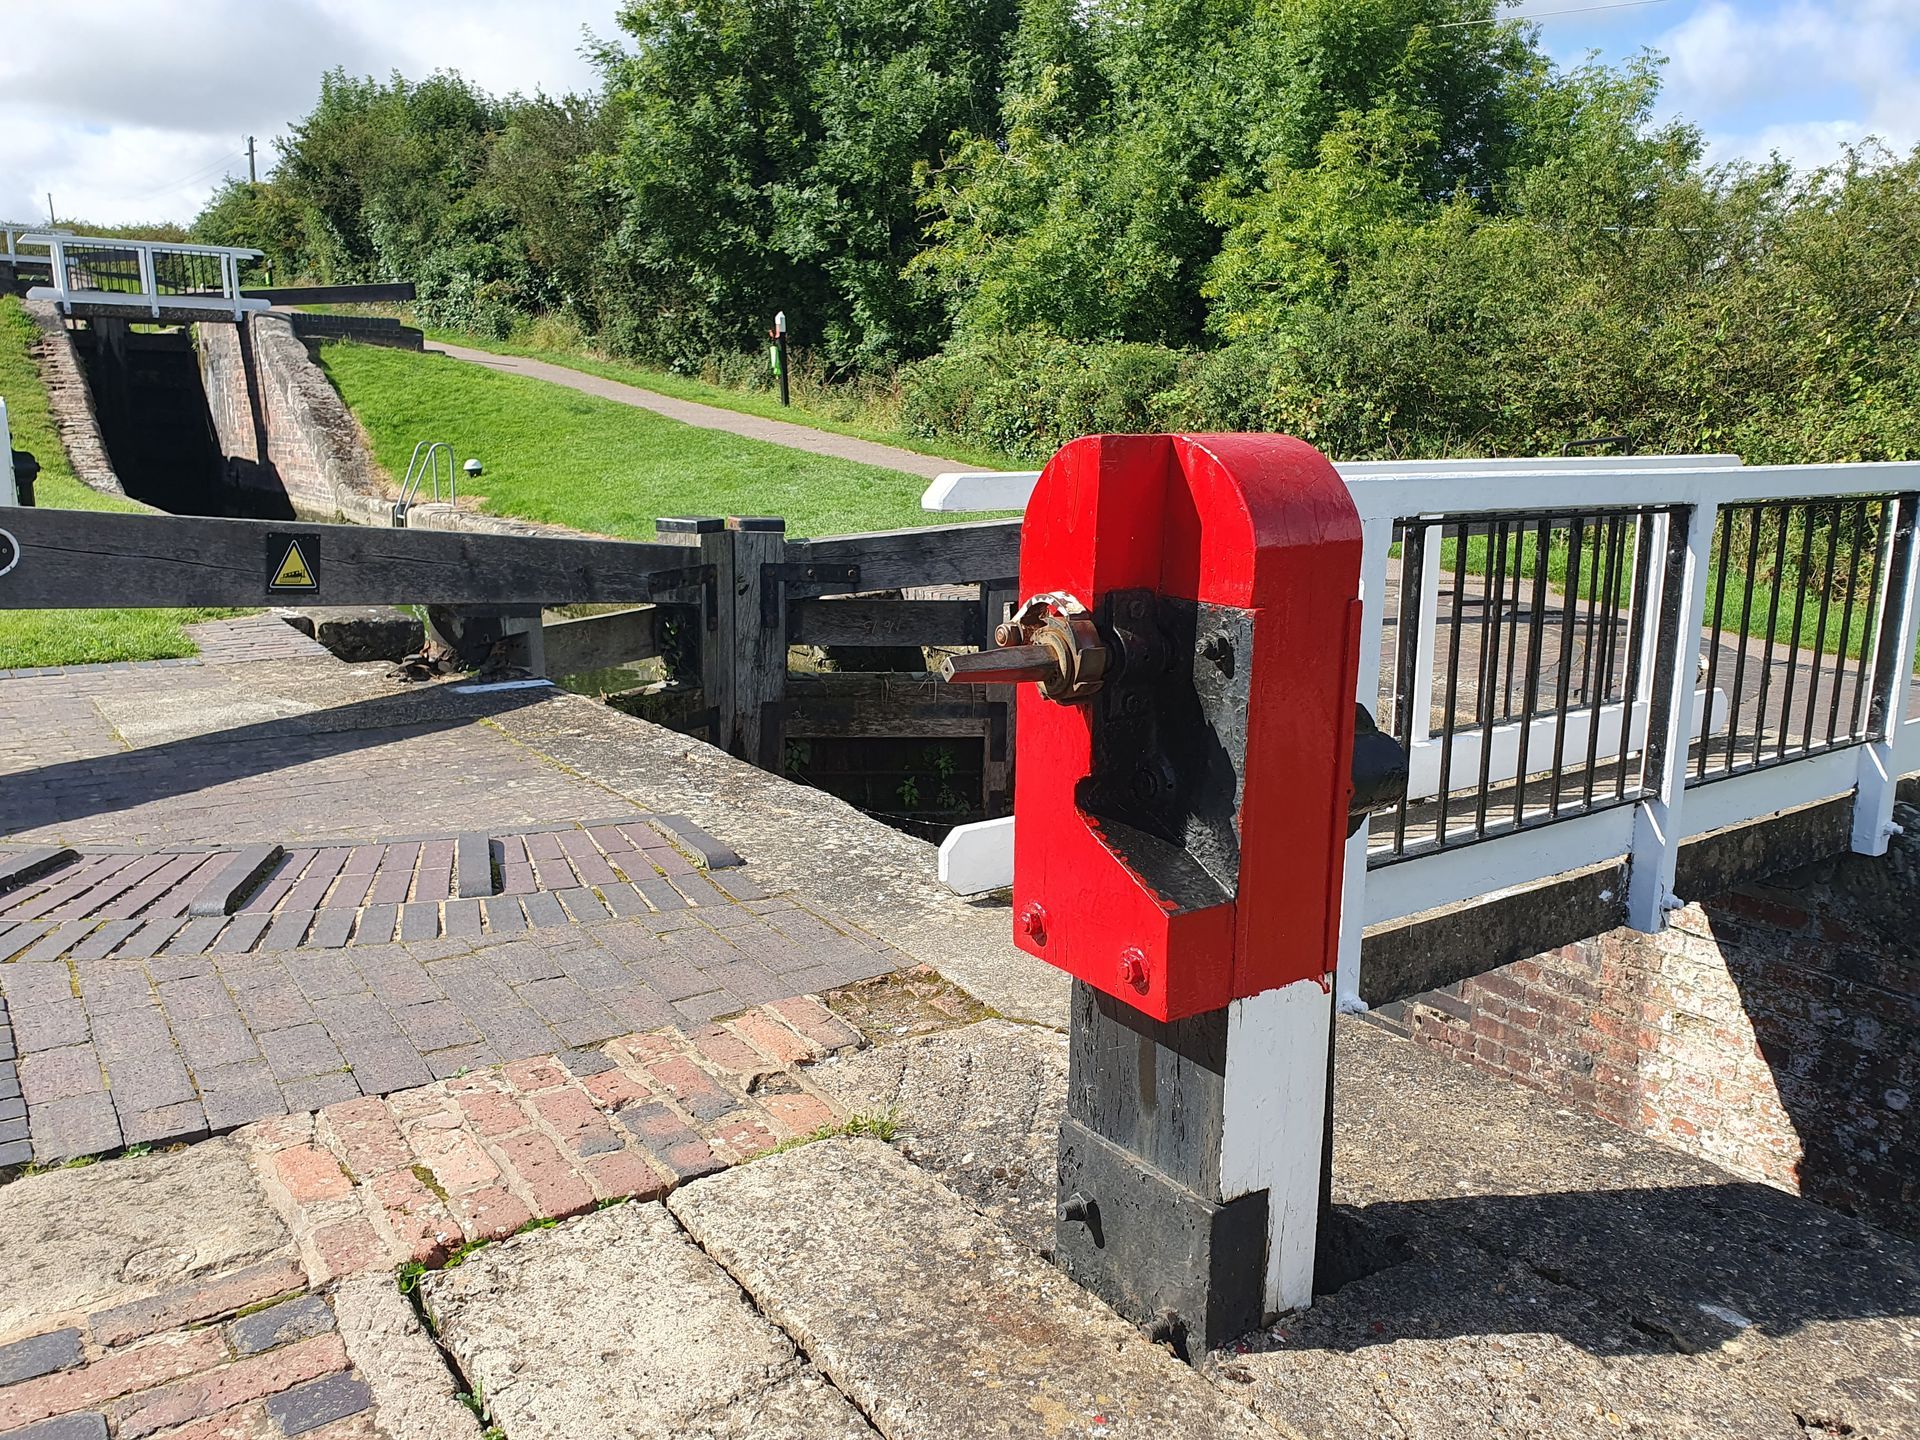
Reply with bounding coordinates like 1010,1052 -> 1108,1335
270,539 -> 317,589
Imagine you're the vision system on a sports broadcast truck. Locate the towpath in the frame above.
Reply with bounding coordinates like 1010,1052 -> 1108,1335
427,340 -> 969,481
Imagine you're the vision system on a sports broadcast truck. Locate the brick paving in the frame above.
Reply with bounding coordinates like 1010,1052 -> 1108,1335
0,1280 -> 371,1440
0,862 -> 898,1162
0,619 -> 914,1166
181,614 -> 333,667
0,978 -> 903,1440
236,992 -> 865,1284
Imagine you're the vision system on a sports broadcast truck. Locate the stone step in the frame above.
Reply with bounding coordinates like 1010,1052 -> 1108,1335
667,1136 -> 1285,1440
419,1202 -> 874,1439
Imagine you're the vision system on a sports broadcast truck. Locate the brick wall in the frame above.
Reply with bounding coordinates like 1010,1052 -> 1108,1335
1389,797 -> 1920,1238
198,313 -> 392,521
22,299 -> 131,500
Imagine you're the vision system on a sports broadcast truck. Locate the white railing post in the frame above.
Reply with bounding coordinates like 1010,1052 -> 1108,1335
0,398 -> 17,507
1335,514 -> 1396,1011
48,238 -> 70,308
1850,494 -> 1920,855
1626,501 -> 1717,930
136,243 -> 160,318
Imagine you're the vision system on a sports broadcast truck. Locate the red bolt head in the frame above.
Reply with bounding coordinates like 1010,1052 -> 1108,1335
1118,948 -> 1148,992
1019,903 -> 1047,943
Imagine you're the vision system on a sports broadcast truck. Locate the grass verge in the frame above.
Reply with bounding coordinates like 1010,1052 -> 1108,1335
318,340 -> 1004,538
302,303 -> 1028,474
0,296 -> 249,668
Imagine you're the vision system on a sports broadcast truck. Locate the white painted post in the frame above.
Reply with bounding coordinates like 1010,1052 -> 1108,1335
1334,515 -> 1395,1012
1626,502 -> 1717,930
47,237 -> 69,309
1220,978 -> 1334,1314
0,398 -> 17,508
1851,494 -> 1920,855
137,243 -> 159,318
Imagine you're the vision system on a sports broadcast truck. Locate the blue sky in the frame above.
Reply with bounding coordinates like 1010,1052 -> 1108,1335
1517,0 -> 1919,166
1,0 -> 1915,226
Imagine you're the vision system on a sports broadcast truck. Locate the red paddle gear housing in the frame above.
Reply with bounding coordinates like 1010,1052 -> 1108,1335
945,434 -> 1366,1022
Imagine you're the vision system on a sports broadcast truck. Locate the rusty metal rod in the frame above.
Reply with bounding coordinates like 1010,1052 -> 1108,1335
940,643 -> 1061,686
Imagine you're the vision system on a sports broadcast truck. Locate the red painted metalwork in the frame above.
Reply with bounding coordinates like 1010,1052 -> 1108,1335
1010,433 -> 1363,1021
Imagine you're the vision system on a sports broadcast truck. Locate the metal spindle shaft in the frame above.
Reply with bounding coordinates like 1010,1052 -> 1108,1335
941,643 -> 1061,687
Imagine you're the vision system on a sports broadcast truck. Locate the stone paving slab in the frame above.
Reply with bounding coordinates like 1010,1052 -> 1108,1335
422,1202 -> 875,1440
819,1015 -> 1920,1440
668,1137 -> 1281,1440
0,1138 -> 295,1344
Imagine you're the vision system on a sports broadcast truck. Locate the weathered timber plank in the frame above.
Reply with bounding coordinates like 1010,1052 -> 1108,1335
0,508 -> 696,609
540,606 -> 664,677
1067,980 -> 1230,1200
787,598 -> 982,648
779,671 -> 1009,738
731,524 -> 789,769
796,519 -> 1021,592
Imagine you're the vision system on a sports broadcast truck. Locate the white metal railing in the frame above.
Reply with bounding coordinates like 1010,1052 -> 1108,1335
2,223 -> 67,268
23,233 -> 268,321
932,452 -> 1920,1014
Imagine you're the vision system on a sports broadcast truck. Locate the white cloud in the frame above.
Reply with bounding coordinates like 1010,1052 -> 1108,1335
1655,0 -> 1920,166
0,0 -> 615,226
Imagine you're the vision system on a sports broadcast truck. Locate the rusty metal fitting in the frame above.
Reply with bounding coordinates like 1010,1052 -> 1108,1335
941,592 -> 1110,704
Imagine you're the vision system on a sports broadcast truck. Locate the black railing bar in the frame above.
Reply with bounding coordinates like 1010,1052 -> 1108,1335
1800,501 -> 1839,754
1776,504 -> 1818,762
1828,501 -> 1869,741
1752,505 -> 1792,767
1512,519 -> 1552,826
1366,789 -> 1646,869
1696,505 -> 1734,780
1578,520 -> 1603,706
1435,521 -> 1471,849
1474,521 -> 1513,839
1617,511 -> 1658,802
1548,516 -> 1586,813
1584,513 -> 1627,806
1724,507 -> 1762,772
1850,499 -> 1891,741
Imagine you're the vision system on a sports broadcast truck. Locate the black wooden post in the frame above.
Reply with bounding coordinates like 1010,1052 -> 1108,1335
729,517 -> 789,769
658,516 -> 732,751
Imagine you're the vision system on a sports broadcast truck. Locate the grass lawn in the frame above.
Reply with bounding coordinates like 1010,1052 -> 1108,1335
319,340 -> 1009,538
420,332 -> 1028,475
302,303 -> 1028,474
0,297 -> 248,668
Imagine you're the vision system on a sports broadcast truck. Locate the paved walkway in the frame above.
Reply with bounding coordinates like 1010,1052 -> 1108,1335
0,616 -> 1007,1165
428,340 -> 968,481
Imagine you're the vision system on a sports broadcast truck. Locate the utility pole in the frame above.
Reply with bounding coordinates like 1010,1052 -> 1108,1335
45,193 -> 54,226
247,137 -> 257,185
